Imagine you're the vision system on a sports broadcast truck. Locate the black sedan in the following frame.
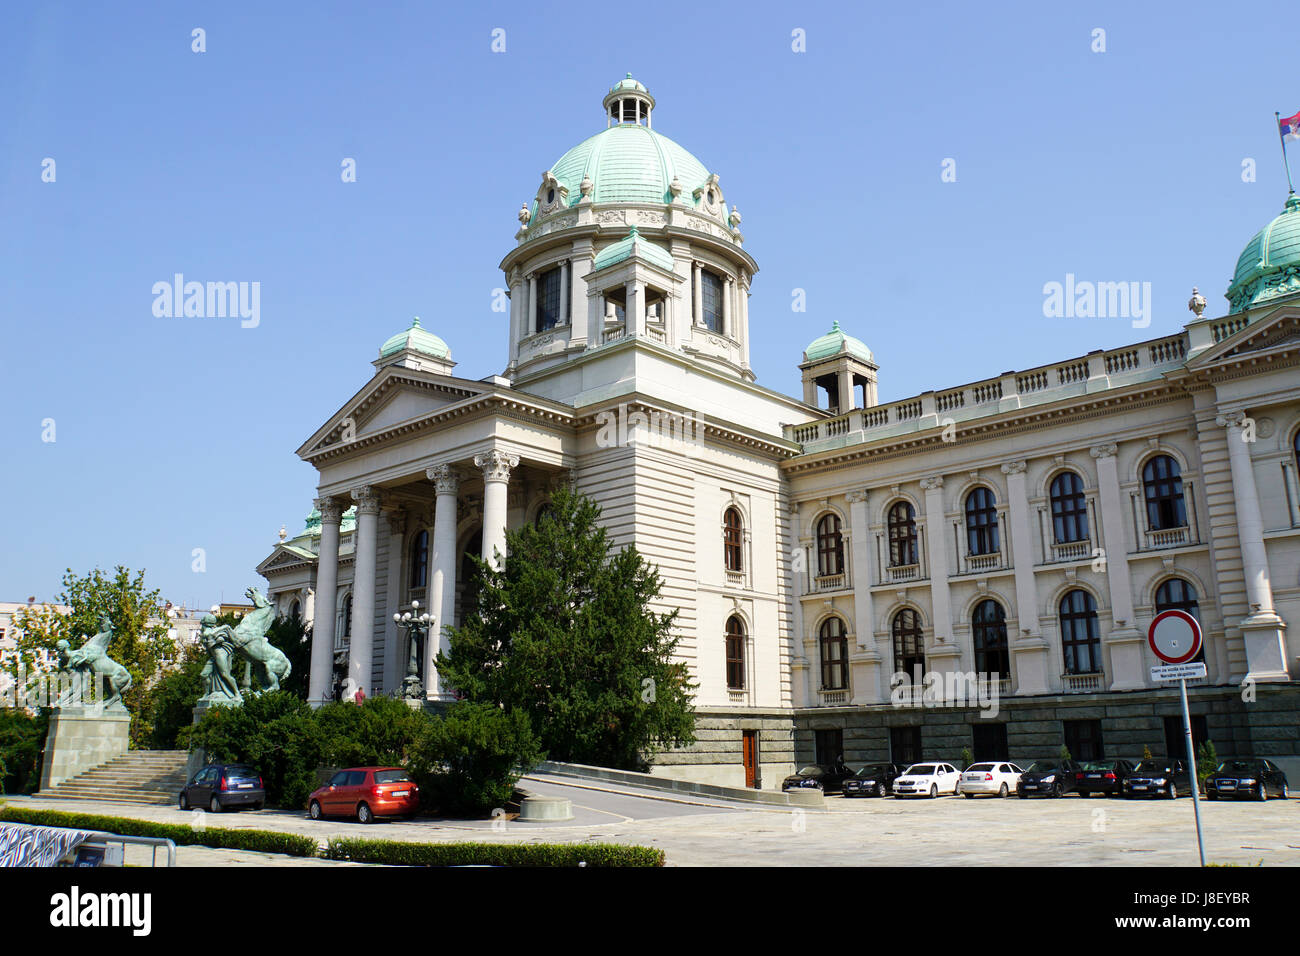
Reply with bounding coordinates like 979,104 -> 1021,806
781,765 -> 855,795
1074,759 -> 1135,797
842,763 -> 901,798
180,763 -> 265,812
1205,759 -> 1290,801
1017,760 -> 1086,797
1122,759 -> 1191,799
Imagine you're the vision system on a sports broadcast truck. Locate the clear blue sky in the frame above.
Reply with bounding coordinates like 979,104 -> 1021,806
3,1 -> 1297,610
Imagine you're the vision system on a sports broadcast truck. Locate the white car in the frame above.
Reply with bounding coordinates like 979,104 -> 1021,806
960,762 -> 1024,798
892,762 -> 962,798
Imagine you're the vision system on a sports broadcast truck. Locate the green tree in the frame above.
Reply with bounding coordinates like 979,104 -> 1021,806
437,489 -> 695,771
189,691 -> 322,808
408,701 -> 543,816
1058,744 -> 1072,762
0,709 -> 48,795
7,568 -> 175,747
265,613 -> 311,699
1197,740 -> 1219,784
314,696 -> 428,768
148,642 -> 207,749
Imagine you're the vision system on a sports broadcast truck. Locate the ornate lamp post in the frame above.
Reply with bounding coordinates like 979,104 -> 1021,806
393,601 -> 434,701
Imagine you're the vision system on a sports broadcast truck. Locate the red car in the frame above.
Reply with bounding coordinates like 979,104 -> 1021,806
308,767 -> 419,823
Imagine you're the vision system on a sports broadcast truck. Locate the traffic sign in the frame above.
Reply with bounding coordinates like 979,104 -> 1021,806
1148,609 -> 1202,664
1151,662 -> 1208,681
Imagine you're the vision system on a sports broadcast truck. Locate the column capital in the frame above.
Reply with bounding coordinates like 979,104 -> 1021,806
1215,410 -> 1247,429
351,485 -> 382,515
315,496 -> 344,523
425,464 -> 461,496
919,476 -> 945,491
1000,460 -> 1028,476
845,489 -> 869,505
1089,442 -> 1118,460
475,449 -> 520,484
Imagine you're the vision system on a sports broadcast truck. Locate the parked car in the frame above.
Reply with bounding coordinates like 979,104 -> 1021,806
1121,759 -> 1191,799
1205,759 -> 1290,801
1074,759 -> 1135,797
893,763 -> 962,798
781,764 -> 855,795
180,763 -> 264,812
961,762 -> 1023,798
1017,759 -> 1085,797
308,767 -> 420,823
842,763 -> 902,798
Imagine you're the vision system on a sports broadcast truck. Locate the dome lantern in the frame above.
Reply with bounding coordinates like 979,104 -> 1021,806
603,74 -> 655,129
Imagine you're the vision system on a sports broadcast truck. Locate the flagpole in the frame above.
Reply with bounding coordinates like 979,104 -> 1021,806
1279,111 -> 1296,195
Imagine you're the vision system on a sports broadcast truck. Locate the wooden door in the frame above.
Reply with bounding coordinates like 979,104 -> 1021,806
742,731 -> 758,788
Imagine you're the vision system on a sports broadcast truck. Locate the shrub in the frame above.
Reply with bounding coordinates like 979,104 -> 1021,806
0,806 -> 318,857
315,696 -> 429,769
149,644 -> 207,749
189,691 -> 321,808
960,747 -> 974,769
325,836 -> 663,867
1197,740 -> 1219,784
408,701 -> 543,816
0,709 -> 48,795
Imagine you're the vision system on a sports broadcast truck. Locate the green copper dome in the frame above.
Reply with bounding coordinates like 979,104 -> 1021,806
548,124 -> 713,208
592,226 -> 675,272
804,321 -> 874,363
609,74 -> 648,94
1226,194 -> 1300,313
379,317 -> 450,360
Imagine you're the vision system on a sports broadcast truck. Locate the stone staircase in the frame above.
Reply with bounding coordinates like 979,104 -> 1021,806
40,750 -> 190,806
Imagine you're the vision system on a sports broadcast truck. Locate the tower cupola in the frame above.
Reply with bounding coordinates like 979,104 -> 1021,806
603,74 -> 655,128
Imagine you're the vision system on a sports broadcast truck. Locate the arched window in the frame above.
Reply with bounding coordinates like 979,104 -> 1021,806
536,266 -> 563,332
409,530 -> 428,589
1155,578 -> 1203,663
887,501 -> 918,567
289,600 -> 301,621
972,600 -> 1010,678
1049,472 -> 1089,544
723,507 -> 743,572
965,487 -> 1000,556
892,609 -> 925,678
819,617 -> 848,690
1142,455 -> 1186,530
1294,429 -> 1300,471
338,593 -> 353,648
1059,590 -> 1101,675
815,513 -> 844,577
725,616 -> 746,690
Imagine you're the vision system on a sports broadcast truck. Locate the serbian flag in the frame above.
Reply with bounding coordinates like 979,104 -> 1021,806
1281,109 -> 1300,142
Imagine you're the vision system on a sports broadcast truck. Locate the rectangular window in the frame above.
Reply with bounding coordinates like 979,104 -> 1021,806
537,267 -> 562,331
1163,714 -> 1207,760
890,725 -> 922,766
971,722 -> 1009,761
701,270 -> 724,333
1063,719 -> 1104,762
725,635 -> 745,690
814,729 -> 843,767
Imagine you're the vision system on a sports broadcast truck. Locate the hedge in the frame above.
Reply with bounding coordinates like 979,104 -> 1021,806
325,836 -> 664,867
0,807 -> 319,858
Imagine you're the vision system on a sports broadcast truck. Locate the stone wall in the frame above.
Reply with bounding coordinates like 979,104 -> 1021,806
649,711 -> 795,789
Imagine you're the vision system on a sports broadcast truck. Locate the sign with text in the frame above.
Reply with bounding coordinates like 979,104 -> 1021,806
1151,662 -> 1208,681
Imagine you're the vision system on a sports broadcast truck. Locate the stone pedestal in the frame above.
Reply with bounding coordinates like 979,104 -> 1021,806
186,702 -> 215,782
40,706 -> 130,790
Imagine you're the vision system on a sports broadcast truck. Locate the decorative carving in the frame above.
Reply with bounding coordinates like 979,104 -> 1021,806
636,210 -> 666,225
198,588 -> 289,705
518,203 -> 531,226
729,206 -> 742,229
668,177 -> 683,200
1187,286 -> 1207,318
1089,443 -> 1118,460
1215,411 -> 1246,429
315,496 -> 344,523
425,464 -> 461,496
475,449 -> 520,483
579,176 -> 594,201
919,476 -> 945,491
54,615 -> 132,709
845,490 -> 869,504
596,210 -> 625,224
1000,460 -> 1028,476
351,485 -> 382,515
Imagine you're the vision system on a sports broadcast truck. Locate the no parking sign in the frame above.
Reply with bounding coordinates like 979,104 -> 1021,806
1148,608 -> 1207,866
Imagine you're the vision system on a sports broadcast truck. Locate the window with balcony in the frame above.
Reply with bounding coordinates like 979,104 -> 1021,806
725,615 -> 746,691
972,600 -> 1010,678
819,617 -> 848,691
965,487 -> 1000,556
887,501 -> 918,567
1049,472 -> 1089,544
1155,577 -> 1204,663
409,530 -> 428,589
723,507 -> 743,573
892,609 -> 925,680
536,266 -> 563,332
815,513 -> 845,578
1142,455 -> 1186,531
1059,589 -> 1101,675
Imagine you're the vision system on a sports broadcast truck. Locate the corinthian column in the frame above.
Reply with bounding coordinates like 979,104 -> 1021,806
308,497 -> 342,706
1217,412 -> 1289,680
347,486 -> 382,700
475,449 -> 520,571
426,464 -> 461,698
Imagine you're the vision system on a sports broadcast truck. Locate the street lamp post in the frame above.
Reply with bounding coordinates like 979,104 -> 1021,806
393,601 -> 434,701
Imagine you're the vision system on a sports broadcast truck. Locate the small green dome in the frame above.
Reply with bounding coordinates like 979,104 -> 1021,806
610,73 -> 647,94
548,124 -> 712,207
804,321 -> 874,363
303,505 -> 356,536
379,317 -> 450,360
1226,194 -> 1300,313
592,226 -> 675,272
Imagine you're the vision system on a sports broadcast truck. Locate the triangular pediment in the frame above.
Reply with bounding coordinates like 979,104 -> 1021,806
256,544 -> 318,576
1186,305 -> 1300,370
297,366 -> 489,458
